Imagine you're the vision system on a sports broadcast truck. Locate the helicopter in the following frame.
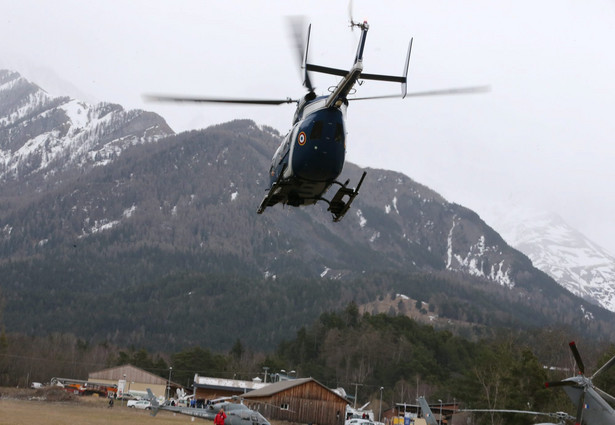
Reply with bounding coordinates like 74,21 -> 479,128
419,396 -> 574,425
147,18 -> 487,221
544,341 -> 615,425
146,389 -> 271,425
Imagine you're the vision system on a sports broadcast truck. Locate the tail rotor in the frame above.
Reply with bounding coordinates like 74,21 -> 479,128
287,16 -> 315,96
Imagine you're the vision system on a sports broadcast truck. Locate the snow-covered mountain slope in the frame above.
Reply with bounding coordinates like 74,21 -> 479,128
481,205 -> 615,312
0,69 -> 173,185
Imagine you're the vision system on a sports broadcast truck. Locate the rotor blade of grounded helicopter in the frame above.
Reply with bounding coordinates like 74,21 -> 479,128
461,409 -> 560,417
594,386 -> 615,406
576,389 -> 586,425
348,85 -> 491,101
595,386 -> 615,406
591,354 -> 615,380
144,94 -> 298,105
545,380 -> 577,388
569,341 -> 586,375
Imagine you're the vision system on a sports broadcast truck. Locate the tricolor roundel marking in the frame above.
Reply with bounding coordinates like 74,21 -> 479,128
298,132 -> 307,146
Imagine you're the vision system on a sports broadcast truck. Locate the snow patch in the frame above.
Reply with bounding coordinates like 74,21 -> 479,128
264,271 -> 277,280
356,209 -> 367,228
447,215 -> 514,288
123,205 -> 136,218
320,267 -> 331,278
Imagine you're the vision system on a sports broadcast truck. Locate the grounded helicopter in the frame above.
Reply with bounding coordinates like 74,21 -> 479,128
146,390 -> 271,425
419,396 -> 574,425
545,341 -> 615,425
147,18 -> 487,221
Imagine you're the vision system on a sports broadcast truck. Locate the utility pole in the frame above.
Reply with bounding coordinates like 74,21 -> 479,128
379,387 -> 384,422
167,367 -> 173,401
351,383 -> 363,409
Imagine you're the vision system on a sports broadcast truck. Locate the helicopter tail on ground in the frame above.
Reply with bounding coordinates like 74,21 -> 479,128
417,397 -> 439,425
146,388 -> 160,417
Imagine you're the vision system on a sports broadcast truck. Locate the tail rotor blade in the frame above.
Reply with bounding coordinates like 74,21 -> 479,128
287,16 -> 314,93
569,341 -> 585,375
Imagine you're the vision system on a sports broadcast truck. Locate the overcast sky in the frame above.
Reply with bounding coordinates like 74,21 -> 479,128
2,0 -> 615,254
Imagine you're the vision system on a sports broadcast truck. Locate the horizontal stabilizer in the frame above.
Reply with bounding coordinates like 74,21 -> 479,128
306,63 -> 407,84
359,72 -> 405,83
306,63 -> 348,77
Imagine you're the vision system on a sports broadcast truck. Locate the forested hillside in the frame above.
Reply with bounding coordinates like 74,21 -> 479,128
3,305 -> 615,425
1,120 -> 615,351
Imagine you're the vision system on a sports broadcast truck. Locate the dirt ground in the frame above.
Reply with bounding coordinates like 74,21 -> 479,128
0,387 -> 292,425
0,387 -> 202,424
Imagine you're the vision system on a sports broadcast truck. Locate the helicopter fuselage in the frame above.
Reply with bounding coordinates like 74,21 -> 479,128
263,97 -> 347,209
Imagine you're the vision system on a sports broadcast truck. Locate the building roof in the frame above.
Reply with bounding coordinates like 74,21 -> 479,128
193,375 -> 268,392
89,364 -> 172,386
242,377 -> 347,402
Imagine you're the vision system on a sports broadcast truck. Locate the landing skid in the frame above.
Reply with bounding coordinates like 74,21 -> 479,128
326,171 -> 367,222
257,171 -> 367,222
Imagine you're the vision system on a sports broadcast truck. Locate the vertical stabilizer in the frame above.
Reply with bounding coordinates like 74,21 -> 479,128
417,397 -> 439,425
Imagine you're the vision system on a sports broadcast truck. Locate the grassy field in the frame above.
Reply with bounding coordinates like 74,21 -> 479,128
0,387 -> 202,424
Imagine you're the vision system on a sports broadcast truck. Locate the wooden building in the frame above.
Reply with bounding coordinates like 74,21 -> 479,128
88,364 -> 181,399
242,377 -> 348,425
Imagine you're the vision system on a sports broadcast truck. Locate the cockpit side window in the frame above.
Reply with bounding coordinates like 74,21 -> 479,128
335,123 -> 344,142
310,121 -> 323,140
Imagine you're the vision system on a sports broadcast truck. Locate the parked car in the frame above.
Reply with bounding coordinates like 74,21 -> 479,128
132,400 -> 152,410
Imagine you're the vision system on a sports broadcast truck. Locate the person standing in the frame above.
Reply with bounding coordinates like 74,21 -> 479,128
214,408 -> 227,425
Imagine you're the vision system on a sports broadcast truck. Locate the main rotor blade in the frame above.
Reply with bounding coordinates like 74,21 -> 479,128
462,409 -> 557,417
144,94 -> 297,105
545,380 -> 577,388
569,341 -> 586,375
461,409 -> 575,422
591,354 -> 615,380
594,386 -> 615,406
576,389 -> 586,425
348,85 -> 490,101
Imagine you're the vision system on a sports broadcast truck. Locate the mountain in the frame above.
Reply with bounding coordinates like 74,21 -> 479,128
1,70 -> 614,351
0,69 -> 173,199
480,205 -> 615,312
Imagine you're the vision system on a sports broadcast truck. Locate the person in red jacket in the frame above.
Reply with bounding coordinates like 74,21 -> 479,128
214,408 -> 227,425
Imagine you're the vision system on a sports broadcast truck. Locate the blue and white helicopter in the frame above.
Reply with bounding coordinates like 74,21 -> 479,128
149,19 -> 486,221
